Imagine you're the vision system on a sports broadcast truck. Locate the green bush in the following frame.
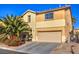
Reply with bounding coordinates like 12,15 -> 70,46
3,38 -> 20,46
0,37 -> 24,46
0,34 -> 7,43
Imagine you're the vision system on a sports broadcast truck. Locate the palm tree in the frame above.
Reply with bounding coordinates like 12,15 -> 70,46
72,17 -> 76,24
0,15 -> 32,41
72,17 -> 76,29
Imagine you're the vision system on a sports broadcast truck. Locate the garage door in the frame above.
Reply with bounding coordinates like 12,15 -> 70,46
37,31 -> 62,43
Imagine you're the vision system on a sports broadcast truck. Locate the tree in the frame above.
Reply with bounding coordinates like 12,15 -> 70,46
72,17 -> 76,24
0,15 -> 32,41
72,17 -> 76,29
70,17 -> 76,35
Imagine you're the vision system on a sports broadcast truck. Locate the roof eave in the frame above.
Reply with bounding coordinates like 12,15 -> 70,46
21,9 -> 36,17
36,6 -> 70,14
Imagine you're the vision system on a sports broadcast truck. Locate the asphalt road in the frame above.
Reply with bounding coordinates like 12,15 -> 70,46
16,42 -> 60,54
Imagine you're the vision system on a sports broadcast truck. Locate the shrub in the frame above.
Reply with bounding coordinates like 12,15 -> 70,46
0,34 -> 7,43
3,38 -> 22,46
4,39 -> 11,45
7,39 -> 21,46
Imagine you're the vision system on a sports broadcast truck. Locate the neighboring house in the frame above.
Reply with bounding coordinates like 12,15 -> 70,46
21,6 -> 73,43
74,29 -> 79,33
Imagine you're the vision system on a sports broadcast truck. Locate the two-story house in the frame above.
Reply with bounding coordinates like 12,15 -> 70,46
21,6 -> 73,43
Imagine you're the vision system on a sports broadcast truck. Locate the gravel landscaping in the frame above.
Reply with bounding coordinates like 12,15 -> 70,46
52,42 -> 79,54
0,41 -> 32,49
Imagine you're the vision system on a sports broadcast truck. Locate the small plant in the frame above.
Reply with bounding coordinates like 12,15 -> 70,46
8,39 -> 20,46
4,39 -> 11,45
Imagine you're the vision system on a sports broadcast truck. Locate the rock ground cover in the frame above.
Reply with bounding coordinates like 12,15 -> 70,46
53,42 -> 79,54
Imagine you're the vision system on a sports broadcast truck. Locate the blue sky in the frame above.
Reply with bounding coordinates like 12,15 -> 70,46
0,4 -> 79,29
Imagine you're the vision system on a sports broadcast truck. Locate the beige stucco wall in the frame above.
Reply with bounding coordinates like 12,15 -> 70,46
36,14 -> 45,22
22,11 -> 37,41
37,26 -> 64,31
36,10 -> 65,22
64,8 -> 72,42
36,19 -> 65,28
65,9 -> 72,32
54,10 -> 65,19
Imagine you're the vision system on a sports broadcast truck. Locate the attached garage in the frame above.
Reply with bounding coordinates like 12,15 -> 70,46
37,31 -> 62,43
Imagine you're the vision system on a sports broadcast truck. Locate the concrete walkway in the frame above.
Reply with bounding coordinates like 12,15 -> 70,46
16,42 -> 60,54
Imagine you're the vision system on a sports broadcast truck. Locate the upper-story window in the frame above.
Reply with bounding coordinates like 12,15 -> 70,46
45,13 -> 53,20
28,15 -> 31,22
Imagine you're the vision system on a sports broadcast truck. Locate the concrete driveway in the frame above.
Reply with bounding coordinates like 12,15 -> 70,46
0,48 -> 26,54
16,42 -> 60,54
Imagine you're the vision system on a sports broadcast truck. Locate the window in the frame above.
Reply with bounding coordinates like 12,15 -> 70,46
28,15 -> 31,22
45,13 -> 53,20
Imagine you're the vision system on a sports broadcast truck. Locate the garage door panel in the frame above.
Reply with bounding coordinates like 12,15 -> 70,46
37,31 -> 62,43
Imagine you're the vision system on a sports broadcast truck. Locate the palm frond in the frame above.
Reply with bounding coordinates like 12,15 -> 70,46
0,15 -> 32,40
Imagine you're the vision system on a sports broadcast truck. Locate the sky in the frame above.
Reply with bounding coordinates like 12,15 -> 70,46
0,4 -> 79,29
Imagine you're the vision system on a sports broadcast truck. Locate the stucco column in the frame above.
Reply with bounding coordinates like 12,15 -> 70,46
32,27 -> 38,41
62,29 -> 66,43
32,29 -> 36,41
31,14 -> 37,41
